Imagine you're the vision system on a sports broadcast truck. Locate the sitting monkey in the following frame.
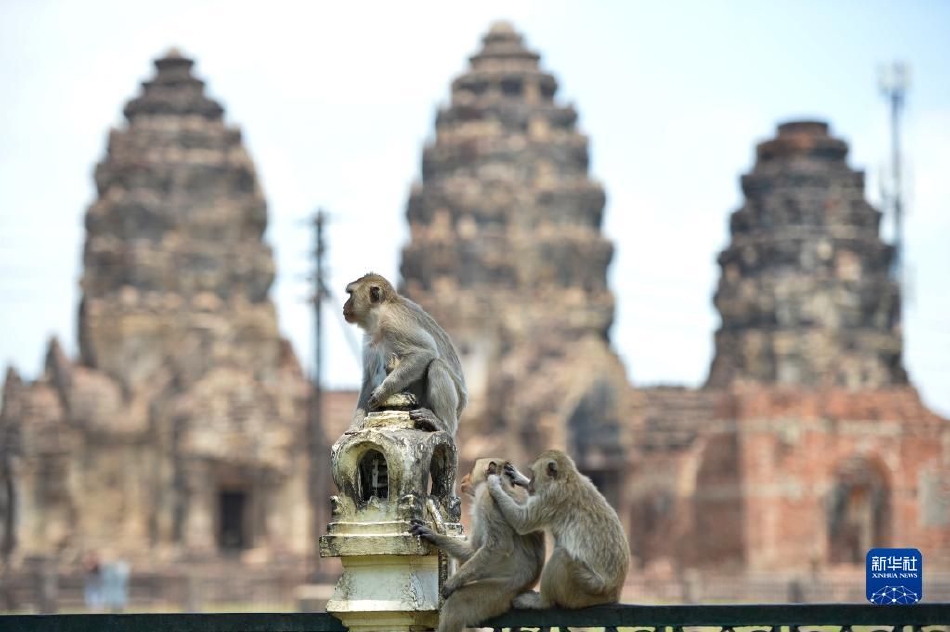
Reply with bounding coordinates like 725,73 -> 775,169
343,273 -> 467,435
410,458 -> 544,632
488,449 -> 630,609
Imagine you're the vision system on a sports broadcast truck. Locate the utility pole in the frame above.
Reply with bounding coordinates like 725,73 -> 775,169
308,209 -> 328,578
878,62 -> 909,290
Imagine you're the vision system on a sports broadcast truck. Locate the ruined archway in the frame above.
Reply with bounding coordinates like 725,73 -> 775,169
827,455 -> 891,564
567,379 -> 624,509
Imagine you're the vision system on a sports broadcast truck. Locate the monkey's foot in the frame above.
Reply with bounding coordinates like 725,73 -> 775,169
367,390 -> 385,411
440,581 -> 459,600
409,408 -> 447,432
512,591 -> 543,609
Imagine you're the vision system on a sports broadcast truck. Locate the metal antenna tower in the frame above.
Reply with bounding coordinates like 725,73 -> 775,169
878,62 -> 909,285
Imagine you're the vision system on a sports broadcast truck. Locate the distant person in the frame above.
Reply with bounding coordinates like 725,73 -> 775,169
101,557 -> 131,612
82,552 -> 102,610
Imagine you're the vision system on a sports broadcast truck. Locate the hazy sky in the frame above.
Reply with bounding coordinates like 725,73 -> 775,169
1,1 -> 948,415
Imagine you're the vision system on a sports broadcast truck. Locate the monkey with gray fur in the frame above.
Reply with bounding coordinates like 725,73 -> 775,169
488,449 -> 630,609
343,273 -> 467,435
410,458 -> 545,632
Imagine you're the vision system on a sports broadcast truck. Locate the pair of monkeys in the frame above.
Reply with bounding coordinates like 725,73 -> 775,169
412,452 -> 630,632
344,273 -> 629,630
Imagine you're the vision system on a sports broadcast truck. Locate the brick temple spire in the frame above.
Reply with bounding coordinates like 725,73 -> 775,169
707,120 -> 907,388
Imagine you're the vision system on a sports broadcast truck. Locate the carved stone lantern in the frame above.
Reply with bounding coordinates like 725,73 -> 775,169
319,398 -> 462,632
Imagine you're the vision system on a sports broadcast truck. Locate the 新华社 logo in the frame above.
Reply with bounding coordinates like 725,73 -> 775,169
866,548 -> 922,605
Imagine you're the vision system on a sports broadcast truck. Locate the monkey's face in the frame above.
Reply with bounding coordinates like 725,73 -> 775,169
342,291 -> 357,323
459,473 -> 474,497
343,275 -> 386,327
527,455 -> 561,495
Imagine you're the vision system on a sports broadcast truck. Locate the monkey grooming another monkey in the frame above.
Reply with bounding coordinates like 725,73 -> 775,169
488,449 -> 630,609
410,458 -> 545,632
343,273 -> 467,435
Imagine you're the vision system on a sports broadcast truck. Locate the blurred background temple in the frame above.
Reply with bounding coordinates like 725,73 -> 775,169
0,21 -> 947,610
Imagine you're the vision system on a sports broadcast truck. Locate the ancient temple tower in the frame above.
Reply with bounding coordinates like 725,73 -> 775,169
0,50 -> 311,561
80,49 -> 279,391
400,23 -> 628,506
707,121 -> 907,389
626,120 -> 949,577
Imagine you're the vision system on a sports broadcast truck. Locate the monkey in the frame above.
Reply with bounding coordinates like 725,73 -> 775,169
343,273 -> 467,436
410,458 -> 545,632
487,449 -> 630,609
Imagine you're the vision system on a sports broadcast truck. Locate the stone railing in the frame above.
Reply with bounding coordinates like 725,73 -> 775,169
3,603 -> 949,631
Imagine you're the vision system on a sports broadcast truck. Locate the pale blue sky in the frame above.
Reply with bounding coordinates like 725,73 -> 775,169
1,1 -> 948,414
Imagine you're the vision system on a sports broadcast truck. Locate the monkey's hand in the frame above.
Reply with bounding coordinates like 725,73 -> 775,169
409,519 -> 436,542
367,387 -> 386,411
487,474 -> 503,495
503,462 -> 531,488
409,408 -> 445,432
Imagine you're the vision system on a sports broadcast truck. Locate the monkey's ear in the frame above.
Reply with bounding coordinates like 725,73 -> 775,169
486,461 -> 499,475
546,460 -> 558,479
369,286 -> 382,303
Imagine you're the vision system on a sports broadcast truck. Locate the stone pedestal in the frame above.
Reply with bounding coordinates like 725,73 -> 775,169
319,410 -> 462,632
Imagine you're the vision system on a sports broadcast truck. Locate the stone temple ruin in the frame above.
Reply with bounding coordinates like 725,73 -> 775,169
400,22 -> 630,516
707,121 -> 906,389
626,121 -> 949,582
0,50 -> 311,567
0,23 -> 948,609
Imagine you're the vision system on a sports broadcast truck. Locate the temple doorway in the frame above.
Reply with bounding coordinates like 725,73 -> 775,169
567,380 -> 625,510
218,489 -> 250,551
827,456 -> 890,564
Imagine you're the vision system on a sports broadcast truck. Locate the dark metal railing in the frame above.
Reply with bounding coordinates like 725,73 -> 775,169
486,603 -> 950,630
1,603 -> 948,632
